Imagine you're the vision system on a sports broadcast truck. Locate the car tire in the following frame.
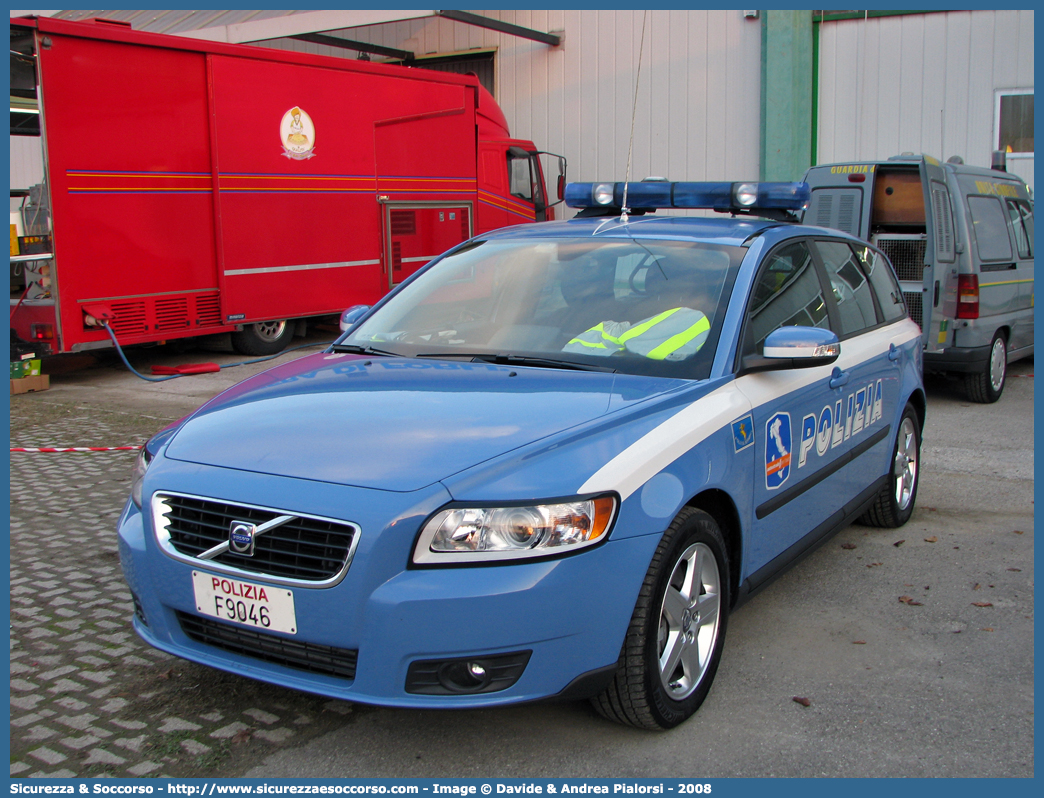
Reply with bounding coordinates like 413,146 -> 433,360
859,403 -> 921,528
964,331 -> 1007,403
230,320 -> 293,356
592,507 -> 729,730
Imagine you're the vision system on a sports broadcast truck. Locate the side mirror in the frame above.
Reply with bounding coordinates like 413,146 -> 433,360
741,327 -> 840,374
339,305 -> 371,332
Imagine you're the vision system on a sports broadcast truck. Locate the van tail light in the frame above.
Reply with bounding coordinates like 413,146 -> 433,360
956,274 -> 979,319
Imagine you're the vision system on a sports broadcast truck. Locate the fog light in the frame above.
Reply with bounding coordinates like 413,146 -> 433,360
405,651 -> 532,695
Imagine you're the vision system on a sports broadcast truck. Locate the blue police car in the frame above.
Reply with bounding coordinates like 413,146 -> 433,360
118,181 -> 924,730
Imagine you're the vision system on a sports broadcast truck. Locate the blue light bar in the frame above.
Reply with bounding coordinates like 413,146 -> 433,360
564,181 -> 811,213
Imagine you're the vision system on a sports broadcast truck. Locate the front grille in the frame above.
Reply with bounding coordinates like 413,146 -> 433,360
904,290 -> 923,330
874,235 -> 927,282
155,493 -> 358,583
176,611 -> 358,679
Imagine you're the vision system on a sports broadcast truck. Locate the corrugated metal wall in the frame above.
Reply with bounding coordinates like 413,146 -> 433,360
254,10 -> 764,193
817,9 -> 1034,190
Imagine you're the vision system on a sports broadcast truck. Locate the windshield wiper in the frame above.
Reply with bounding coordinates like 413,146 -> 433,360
416,352 -> 616,373
329,343 -> 401,357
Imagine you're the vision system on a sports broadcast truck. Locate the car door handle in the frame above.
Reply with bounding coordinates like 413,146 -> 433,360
829,367 -> 850,389
888,343 -> 901,362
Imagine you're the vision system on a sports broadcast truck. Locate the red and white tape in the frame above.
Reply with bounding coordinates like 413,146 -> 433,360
10,446 -> 143,453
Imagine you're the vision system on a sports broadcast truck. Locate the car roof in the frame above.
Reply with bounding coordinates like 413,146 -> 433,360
480,214 -> 864,249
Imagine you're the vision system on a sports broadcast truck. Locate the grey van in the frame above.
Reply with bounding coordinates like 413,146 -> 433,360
802,154 -> 1033,402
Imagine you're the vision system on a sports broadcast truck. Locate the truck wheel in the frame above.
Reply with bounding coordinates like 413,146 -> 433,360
230,320 -> 293,356
859,403 -> 920,528
964,331 -> 1007,403
591,507 -> 729,730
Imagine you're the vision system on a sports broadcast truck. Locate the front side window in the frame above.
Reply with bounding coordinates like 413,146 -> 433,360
814,240 -> 879,336
745,241 -> 831,355
345,237 -> 745,380
1006,199 -> 1033,259
967,196 -> 1014,262
507,151 -> 535,202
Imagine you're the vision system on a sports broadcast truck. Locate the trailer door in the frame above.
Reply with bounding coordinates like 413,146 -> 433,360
918,156 -> 957,354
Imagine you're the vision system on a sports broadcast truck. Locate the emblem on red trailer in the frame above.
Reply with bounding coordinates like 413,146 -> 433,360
280,106 -> 316,160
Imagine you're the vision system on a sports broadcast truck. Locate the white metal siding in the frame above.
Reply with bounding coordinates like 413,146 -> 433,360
817,10 -> 1034,190
254,9 -> 764,207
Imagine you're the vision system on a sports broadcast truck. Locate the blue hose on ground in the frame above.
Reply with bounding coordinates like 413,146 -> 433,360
103,324 -> 334,383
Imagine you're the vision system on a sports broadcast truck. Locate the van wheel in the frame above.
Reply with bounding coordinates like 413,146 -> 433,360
859,403 -> 920,528
591,508 -> 729,730
230,320 -> 293,356
964,332 -> 1006,403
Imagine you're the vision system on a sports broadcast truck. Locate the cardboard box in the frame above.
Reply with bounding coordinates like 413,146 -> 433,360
11,374 -> 49,395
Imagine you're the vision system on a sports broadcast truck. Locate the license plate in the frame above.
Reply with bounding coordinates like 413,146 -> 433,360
191,571 -> 297,634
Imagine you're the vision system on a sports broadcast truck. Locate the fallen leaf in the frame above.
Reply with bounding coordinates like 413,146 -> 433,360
898,596 -> 923,606
867,562 -> 882,568
954,546 -> 960,550
893,540 -> 905,547
1008,568 -> 1022,572
980,628 -> 994,632
1013,530 -> 1024,535
924,536 -> 938,543
973,583 -> 981,590
156,669 -> 173,681
841,543 -> 857,550
926,507 -> 937,512
971,602 -> 994,608
792,696 -> 811,707
231,729 -> 253,745
852,640 -> 866,645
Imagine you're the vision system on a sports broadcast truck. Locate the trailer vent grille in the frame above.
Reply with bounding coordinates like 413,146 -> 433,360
154,493 -> 359,584
176,611 -> 358,680
109,301 -> 148,336
390,210 -> 416,236
461,208 -> 470,240
155,297 -> 190,331
874,235 -> 927,282
195,293 -> 222,327
391,241 -> 402,273
903,291 -> 923,331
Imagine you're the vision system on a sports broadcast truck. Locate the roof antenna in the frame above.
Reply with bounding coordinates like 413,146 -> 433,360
620,10 -> 648,223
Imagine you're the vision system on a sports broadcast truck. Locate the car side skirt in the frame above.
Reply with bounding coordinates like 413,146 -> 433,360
734,474 -> 889,608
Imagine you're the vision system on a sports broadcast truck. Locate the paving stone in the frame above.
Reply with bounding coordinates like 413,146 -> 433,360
59,735 -> 102,751
127,761 -> 163,776
180,739 -> 212,755
254,728 -> 293,744
244,708 -> 280,725
9,762 -> 32,775
210,722 -> 250,739
28,747 -> 67,765
158,717 -> 202,733
83,748 -> 127,766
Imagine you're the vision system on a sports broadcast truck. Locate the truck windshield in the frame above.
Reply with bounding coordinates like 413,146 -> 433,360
342,237 -> 744,379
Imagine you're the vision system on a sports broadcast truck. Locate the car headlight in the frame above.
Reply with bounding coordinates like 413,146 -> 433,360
130,447 -> 153,509
412,496 -> 617,565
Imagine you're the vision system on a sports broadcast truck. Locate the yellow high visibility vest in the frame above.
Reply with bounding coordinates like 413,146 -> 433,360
564,308 -> 710,360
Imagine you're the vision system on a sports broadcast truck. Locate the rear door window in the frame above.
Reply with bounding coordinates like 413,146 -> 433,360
813,240 -> 879,336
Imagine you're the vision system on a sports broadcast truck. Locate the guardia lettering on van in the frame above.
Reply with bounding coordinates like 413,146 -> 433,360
797,380 -> 884,468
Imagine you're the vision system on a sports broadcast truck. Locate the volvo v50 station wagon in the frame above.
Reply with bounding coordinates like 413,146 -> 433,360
119,181 -> 925,729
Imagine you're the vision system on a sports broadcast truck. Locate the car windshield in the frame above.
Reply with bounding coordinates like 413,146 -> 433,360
342,236 -> 745,379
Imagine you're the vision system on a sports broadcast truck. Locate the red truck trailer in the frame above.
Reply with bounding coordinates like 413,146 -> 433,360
10,16 -> 565,355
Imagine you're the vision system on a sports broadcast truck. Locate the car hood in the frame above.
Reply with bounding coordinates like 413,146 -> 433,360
163,353 -> 686,492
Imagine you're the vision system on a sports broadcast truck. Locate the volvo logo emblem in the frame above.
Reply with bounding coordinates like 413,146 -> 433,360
229,521 -> 257,556
681,609 -> 693,633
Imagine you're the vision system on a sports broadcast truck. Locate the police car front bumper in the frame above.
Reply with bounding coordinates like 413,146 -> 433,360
117,466 -> 658,708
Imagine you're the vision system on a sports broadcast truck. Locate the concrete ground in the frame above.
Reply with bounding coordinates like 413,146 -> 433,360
8,337 -> 1034,778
